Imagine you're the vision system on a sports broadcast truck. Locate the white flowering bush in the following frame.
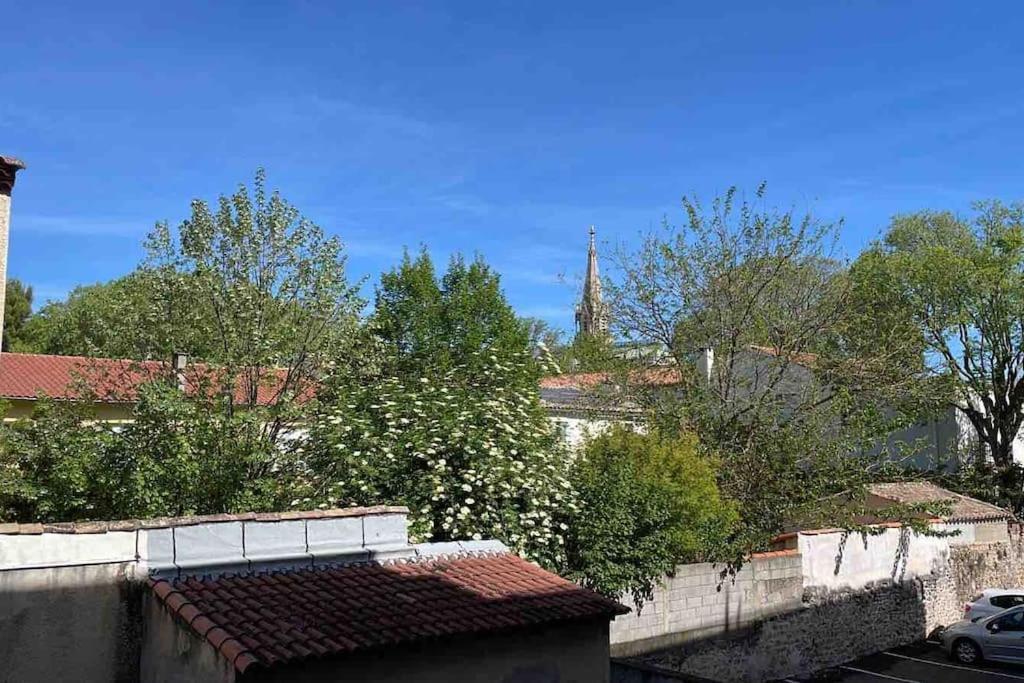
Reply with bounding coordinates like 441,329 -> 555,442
298,349 -> 576,568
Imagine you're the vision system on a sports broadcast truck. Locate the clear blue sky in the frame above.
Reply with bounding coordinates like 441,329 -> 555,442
4,1 -> 1024,333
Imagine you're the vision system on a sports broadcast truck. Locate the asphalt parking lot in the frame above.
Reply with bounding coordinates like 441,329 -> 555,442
781,642 -> 1024,683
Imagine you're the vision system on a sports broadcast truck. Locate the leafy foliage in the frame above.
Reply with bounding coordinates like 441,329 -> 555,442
2,278 -> 34,352
372,249 -> 531,376
21,272 -> 180,358
298,350 -> 575,568
0,384 -> 281,522
564,426 -> 736,604
607,185 -> 910,555
851,203 -> 1024,480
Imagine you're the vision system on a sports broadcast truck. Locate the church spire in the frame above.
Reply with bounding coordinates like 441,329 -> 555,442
575,226 -> 608,338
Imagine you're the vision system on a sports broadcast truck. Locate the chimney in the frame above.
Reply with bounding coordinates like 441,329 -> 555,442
0,156 -> 26,354
696,347 -> 714,385
172,351 -> 188,391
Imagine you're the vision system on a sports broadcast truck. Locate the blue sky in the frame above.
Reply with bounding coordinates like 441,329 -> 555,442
4,1 -> 1024,334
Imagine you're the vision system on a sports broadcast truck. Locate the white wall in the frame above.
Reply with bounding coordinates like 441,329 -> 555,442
798,525 -> 952,591
549,415 -> 618,449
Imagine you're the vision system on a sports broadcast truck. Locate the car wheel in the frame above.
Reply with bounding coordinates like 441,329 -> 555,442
952,638 -> 982,665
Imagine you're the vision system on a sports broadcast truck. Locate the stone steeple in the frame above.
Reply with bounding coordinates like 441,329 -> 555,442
0,156 -> 27,353
575,226 -> 608,338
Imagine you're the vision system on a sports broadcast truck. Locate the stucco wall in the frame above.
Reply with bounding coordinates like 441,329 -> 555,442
241,619 -> 611,683
550,415 -> 616,449
797,525 -> 951,591
609,553 -> 802,657
1,398 -> 135,422
0,562 -> 143,683
140,592 -> 235,683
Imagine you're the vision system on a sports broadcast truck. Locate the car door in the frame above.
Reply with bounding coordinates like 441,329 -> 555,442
984,608 -> 1024,662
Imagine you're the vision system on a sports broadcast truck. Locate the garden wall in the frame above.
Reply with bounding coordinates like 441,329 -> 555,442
609,551 -> 802,657
612,523 -> 1009,682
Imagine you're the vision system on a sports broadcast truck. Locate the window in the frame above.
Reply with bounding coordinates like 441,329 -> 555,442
995,611 -> 1024,632
990,595 -> 1024,609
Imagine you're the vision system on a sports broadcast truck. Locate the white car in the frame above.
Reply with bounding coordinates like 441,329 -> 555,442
963,589 -> 1024,621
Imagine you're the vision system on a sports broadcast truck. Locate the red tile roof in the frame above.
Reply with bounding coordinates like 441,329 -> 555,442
867,481 -> 1015,523
0,352 -> 312,407
149,553 -> 628,673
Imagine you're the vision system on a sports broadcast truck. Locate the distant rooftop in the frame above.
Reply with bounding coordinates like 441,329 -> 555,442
867,481 -> 1015,524
0,352 -> 313,407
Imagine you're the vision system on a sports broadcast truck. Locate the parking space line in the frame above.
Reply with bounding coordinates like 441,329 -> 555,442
883,651 -> 1024,681
840,665 -> 920,682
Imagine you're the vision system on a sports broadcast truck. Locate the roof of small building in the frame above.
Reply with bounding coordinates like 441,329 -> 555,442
149,551 -> 628,673
866,481 -> 1015,524
0,352 -> 311,407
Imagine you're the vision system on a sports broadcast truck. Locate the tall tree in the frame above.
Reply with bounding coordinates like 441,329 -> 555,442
143,170 -> 362,435
607,185 -> 900,553
370,250 -> 531,378
20,272 -> 191,359
21,170 -> 361,395
852,202 -> 1024,481
3,278 -> 33,351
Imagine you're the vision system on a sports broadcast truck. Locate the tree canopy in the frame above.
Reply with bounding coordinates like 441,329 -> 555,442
370,249 -> 531,378
3,278 -> 33,352
850,202 -> 1024,494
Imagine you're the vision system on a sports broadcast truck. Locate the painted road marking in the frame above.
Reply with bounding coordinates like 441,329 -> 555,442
840,665 -> 920,682
882,651 -> 1024,681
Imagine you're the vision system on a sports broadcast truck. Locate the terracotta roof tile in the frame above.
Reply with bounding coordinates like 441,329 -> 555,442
149,553 -> 627,672
867,481 -> 1015,523
0,352 -> 314,407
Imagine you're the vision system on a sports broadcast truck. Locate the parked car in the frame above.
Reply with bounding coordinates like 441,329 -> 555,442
942,604 -> 1024,664
963,589 -> 1024,621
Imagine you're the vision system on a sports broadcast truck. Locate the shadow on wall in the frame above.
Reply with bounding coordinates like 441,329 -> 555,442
832,527 -> 915,583
0,564 -> 146,683
620,580 -> 930,683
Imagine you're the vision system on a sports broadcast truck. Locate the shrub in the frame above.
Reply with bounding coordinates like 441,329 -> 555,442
564,425 -> 737,604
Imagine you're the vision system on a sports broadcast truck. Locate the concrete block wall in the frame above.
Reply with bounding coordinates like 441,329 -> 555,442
609,551 -> 802,657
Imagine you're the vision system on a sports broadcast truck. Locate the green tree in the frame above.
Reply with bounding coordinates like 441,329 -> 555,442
562,331 -> 618,372
607,185 -> 905,554
3,278 -> 34,351
300,251 -> 573,568
851,203 -> 1024,491
565,426 -> 736,604
143,170 -> 362,433
20,272 -> 184,359
371,249 -> 531,377
0,384 -> 283,523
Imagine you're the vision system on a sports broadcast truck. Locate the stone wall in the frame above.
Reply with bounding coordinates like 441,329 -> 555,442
613,523 -> 1004,682
636,581 -> 930,683
610,551 -> 803,657
947,528 -> 1024,605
